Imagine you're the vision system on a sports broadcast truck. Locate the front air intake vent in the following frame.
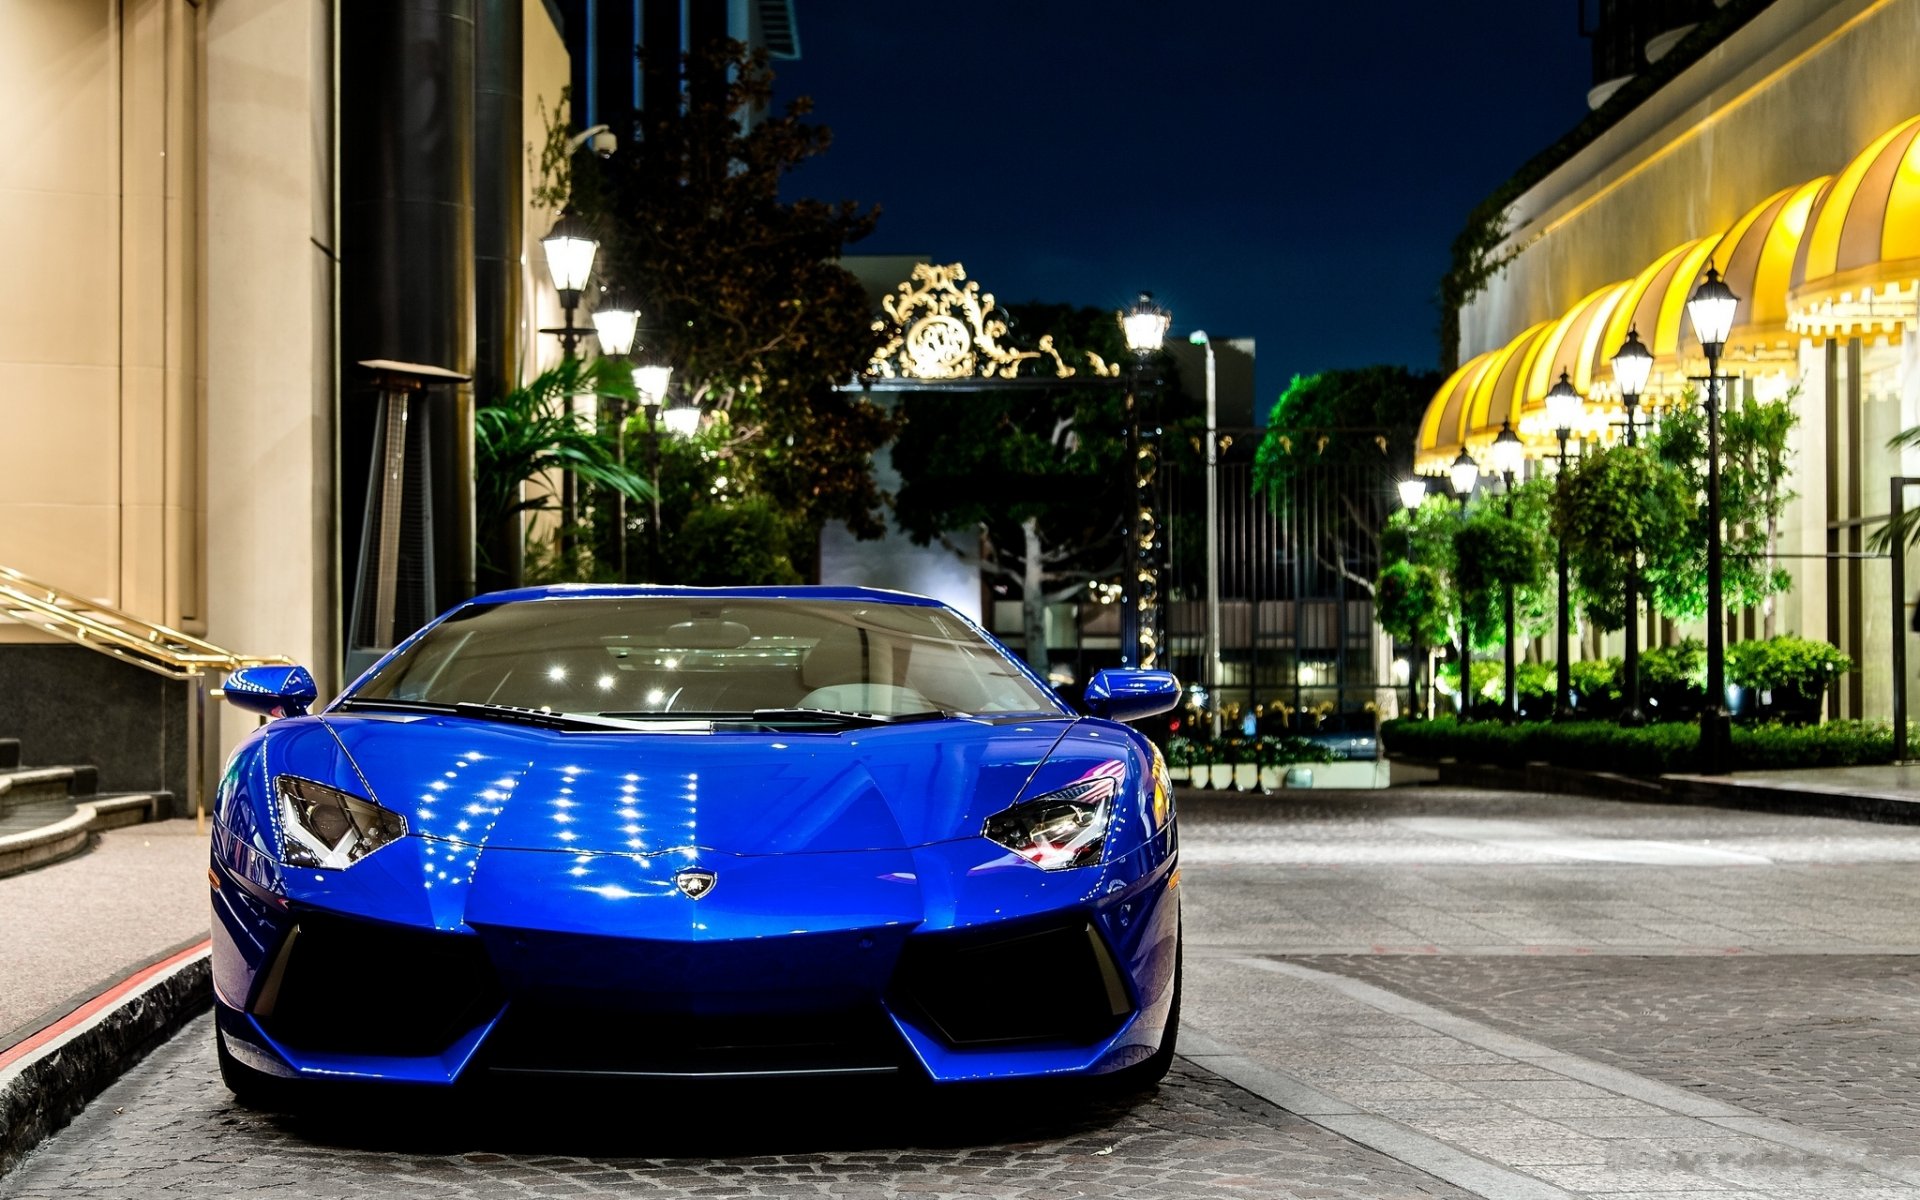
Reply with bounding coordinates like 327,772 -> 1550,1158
892,920 -> 1132,1047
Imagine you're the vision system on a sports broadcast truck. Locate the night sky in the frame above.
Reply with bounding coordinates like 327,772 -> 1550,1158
775,2 -> 1591,413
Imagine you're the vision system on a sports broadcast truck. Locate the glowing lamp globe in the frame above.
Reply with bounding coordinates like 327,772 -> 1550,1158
591,288 -> 639,357
1397,478 -> 1428,511
1449,448 -> 1479,498
1610,327 -> 1653,399
1544,370 -> 1585,434
1686,264 -> 1738,352
1120,292 -> 1170,355
1488,421 -> 1526,481
540,211 -> 598,295
661,403 -> 701,438
631,362 -> 674,409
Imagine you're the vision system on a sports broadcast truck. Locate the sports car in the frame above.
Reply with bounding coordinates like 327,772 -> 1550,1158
209,585 -> 1182,1099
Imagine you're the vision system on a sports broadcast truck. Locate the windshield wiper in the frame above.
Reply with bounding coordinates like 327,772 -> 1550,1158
597,707 -> 952,728
338,697 -> 669,732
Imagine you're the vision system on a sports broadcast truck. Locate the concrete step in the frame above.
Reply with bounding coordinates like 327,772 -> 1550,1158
0,766 -> 85,806
0,791 -> 172,878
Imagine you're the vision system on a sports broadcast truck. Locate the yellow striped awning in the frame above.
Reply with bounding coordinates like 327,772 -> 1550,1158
1600,237 -> 1719,396
1790,113 -> 1920,337
1706,177 -> 1827,364
1516,281 -> 1631,439
1463,320 -> 1556,455
1415,350 -> 1498,472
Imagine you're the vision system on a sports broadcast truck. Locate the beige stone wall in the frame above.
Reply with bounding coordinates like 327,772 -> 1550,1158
0,0 -> 203,635
521,0 -> 573,551
1462,0 -> 1920,359
204,0 -> 336,727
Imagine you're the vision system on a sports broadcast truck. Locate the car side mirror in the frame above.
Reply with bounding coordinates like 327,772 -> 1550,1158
221,665 -> 319,719
1084,669 -> 1180,723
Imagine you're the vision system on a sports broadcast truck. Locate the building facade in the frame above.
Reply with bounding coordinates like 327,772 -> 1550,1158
1422,0 -> 1920,723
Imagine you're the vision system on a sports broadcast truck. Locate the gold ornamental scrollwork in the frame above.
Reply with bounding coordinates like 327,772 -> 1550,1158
866,262 -> 1123,383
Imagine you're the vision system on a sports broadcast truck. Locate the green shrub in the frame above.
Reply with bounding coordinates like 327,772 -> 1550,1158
1256,735 -> 1335,767
1381,716 -> 1902,775
1568,658 -> 1621,710
1727,636 -> 1851,693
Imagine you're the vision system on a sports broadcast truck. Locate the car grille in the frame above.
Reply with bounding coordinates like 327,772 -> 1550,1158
481,1004 -> 907,1077
892,919 -> 1134,1047
254,911 -> 502,1057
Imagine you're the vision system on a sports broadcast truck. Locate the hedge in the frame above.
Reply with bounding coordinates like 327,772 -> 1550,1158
1381,717 -> 1901,776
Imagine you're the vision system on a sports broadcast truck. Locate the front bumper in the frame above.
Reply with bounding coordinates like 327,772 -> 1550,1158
211,832 -> 1179,1086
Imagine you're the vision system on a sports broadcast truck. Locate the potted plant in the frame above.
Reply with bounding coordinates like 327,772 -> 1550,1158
1229,739 -> 1258,792
1208,740 -> 1236,791
1255,735 -> 1286,792
1638,639 -> 1705,721
1728,636 -> 1851,725
1164,736 -> 1194,785
1186,739 -> 1215,789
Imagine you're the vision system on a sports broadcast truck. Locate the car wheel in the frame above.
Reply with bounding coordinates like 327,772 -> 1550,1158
1110,932 -> 1182,1091
216,1026 -> 302,1112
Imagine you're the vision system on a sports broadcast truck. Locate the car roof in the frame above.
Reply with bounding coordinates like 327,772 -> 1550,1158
466,583 -> 949,608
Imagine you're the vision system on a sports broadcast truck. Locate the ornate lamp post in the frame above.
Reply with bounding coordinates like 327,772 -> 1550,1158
1449,447 -> 1479,720
1398,473 -> 1431,719
1687,264 -> 1739,772
630,352 -> 675,578
1488,421 -> 1527,721
539,211 -> 599,561
1119,292 -> 1170,670
1609,327 -> 1653,725
591,287 -> 640,582
1544,370 -> 1586,717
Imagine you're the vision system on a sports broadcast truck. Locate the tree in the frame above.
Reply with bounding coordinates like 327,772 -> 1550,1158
1553,443 -> 1695,632
1644,391 -> 1797,626
581,40 -> 893,568
1253,367 -> 1439,596
890,303 -> 1135,672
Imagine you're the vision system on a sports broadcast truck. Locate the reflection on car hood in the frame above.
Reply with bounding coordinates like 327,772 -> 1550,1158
312,713 -> 1075,855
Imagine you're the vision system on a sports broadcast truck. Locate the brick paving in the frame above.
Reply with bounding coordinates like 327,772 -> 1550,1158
0,1014 -> 1471,1200
1311,954 -> 1920,1163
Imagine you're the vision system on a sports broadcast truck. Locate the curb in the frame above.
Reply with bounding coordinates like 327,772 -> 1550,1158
0,940 -> 212,1177
1414,757 -> 1920,824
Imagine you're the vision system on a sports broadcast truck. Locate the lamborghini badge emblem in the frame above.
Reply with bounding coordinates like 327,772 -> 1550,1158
674,867 -> 717,900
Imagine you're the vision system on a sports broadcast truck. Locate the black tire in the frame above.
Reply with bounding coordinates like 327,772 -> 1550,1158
1110,931 -> 1182,1091
216,1026 -> 304,1112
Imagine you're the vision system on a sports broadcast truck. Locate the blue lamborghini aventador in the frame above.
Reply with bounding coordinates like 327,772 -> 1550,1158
209,586 -> 1182,1099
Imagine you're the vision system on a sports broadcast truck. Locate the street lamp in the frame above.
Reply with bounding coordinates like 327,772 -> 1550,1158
539,211 -> 600,564
1118,292 -> 1169,671
1450,447 -> 1478,720
1544,370 -> 1585,718
1191,329 -> 1222,736
1687,263 -> 1738,772
1609,326 -> 1652,726
1397,472 -> 1434,718
626,348 -> 675,580
1488,421 -> 1526,721
591,286 -> 641,581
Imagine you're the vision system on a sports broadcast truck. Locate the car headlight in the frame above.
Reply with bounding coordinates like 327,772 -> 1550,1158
276,776 -> 407,868
982,764 -> 1124,870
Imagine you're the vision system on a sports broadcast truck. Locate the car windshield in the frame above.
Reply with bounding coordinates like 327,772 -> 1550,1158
346,597 -> 1064,720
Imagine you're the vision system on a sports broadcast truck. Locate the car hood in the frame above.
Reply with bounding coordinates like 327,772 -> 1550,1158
311,712 -> 1078,855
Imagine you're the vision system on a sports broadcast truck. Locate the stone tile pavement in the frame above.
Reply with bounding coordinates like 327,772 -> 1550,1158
0,1013 -> 1473,1200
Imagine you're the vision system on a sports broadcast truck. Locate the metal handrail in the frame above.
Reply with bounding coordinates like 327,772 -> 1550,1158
0,566 -> 290,679
0,565 -> 293,823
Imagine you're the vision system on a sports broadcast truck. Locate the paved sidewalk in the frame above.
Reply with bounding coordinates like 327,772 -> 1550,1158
0,819 -> 208,1049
